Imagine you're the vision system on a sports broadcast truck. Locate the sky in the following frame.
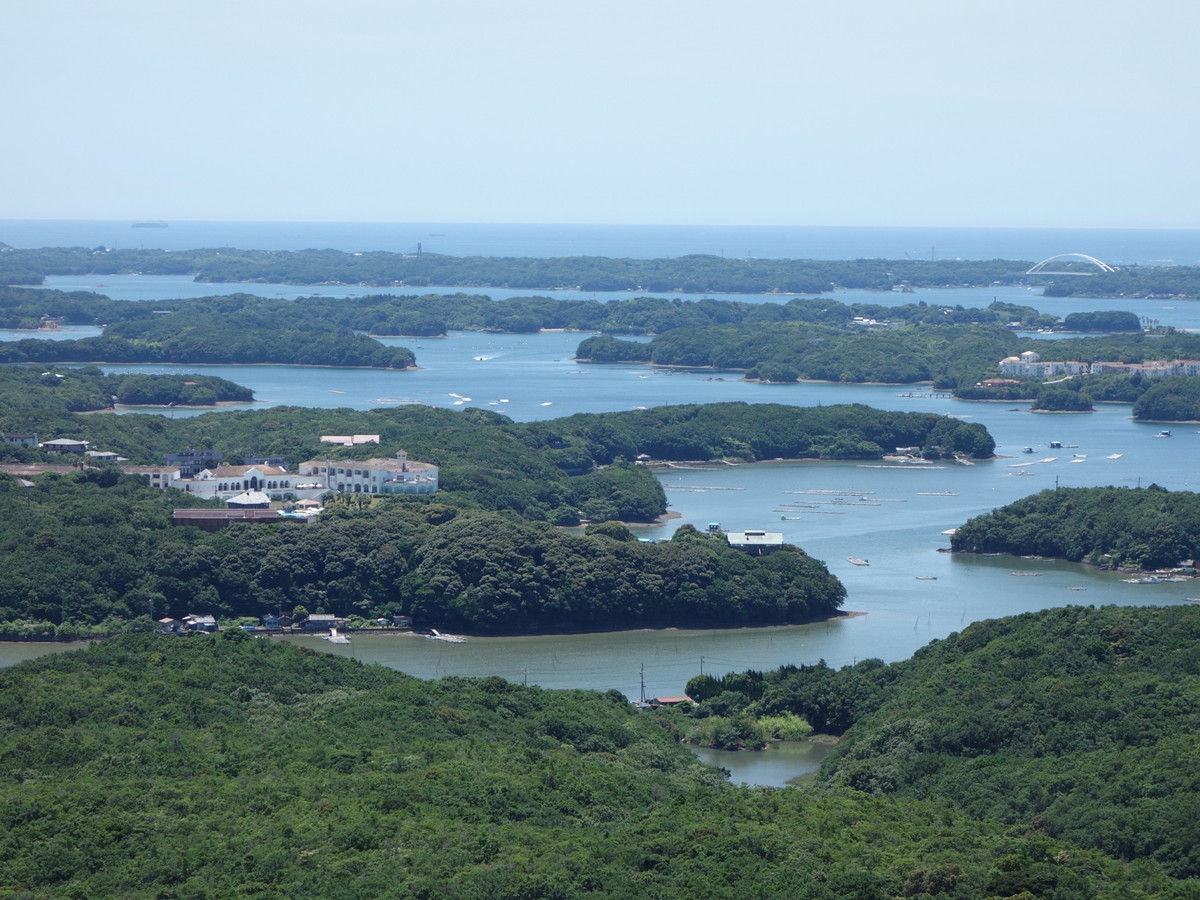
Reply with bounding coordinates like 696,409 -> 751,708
4,0 -> 1199,229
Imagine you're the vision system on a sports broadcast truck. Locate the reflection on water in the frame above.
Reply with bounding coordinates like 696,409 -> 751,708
687,739 -> 836,788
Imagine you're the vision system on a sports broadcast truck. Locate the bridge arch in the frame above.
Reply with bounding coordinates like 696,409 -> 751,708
1026,253 -> 1118,276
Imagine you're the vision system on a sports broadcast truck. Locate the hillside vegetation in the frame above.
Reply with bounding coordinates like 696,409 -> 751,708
0,630 -> 1185,898
0,472 -> 845,635
0,245 -> 1032,292
0,366 -> 252,412
950,485 -> 1200,570
664,605 -> 1200,881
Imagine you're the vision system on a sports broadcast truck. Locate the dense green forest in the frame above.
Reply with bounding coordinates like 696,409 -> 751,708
580,323 -> 1026,388
0,244 -> 1033,292
668,605 -> 1200,881
0,366 -> 252,412
1,401 -> 998,477
1022,373 -> 1200,416
0,630 -> 1187,898
1059,310 -> 1142,332
949,485 -> 1200,570
0,330 -> 413,370
582,326 -> 1200,385
1043,266 -> 1200,299
0,283 -> 1060,339
576,323 -> 1200,413
0,473 -> 843,635
1132,377 -> 1200,421
0,400 -> 995,633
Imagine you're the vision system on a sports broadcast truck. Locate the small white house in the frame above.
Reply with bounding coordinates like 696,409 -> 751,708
725,530 -> 785,555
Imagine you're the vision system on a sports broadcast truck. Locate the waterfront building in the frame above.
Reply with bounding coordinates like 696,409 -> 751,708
297,450 -> 438,495
725,530 -> 784,555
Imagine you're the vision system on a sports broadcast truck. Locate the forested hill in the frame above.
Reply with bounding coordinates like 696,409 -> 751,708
0,245 -> 1030,292
672,605 -> 1200,880
0,471 -> 845,635
949,485 -> 1200,570
816,605 -> 1200,879
1044,265 -> 1200,299
3,402 -> 997,481
0,283 -> 1059,339
0,401 -> 990,634
0,366 -> 253,412
0,631 -> 1183,897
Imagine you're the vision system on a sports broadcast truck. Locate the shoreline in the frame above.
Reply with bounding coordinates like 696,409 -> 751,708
80,399 -> 253,414
0,610 -> 867,648
279,608 -> 867,641
946,547 -> 1197,578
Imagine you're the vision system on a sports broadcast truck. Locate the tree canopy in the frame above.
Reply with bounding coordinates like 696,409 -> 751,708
655,605 -> 1200,880
0,629 -> 1186,897
949,485 -> 1200,570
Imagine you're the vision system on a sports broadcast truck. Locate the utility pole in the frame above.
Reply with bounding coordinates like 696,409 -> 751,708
522,666 -> 528,686
639,663 -> 646,704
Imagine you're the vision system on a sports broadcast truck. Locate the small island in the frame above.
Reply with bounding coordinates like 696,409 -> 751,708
949,484 -> 1200,572
0,402 -> 993,639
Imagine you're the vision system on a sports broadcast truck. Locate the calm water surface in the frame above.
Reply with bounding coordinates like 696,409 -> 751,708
34,273 -> 1200,334
688,740 -> 836,788
6,263 -> 1200,784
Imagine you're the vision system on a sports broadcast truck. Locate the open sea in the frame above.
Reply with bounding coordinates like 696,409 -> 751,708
4,219 -> 1200,266
4,220 -> 1200,785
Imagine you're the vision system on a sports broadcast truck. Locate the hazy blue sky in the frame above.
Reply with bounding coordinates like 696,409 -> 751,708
5,0 -> 1198,228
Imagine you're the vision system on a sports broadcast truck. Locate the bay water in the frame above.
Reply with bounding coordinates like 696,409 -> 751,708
10,280 -> 1191,699
4,232 -> 1200,781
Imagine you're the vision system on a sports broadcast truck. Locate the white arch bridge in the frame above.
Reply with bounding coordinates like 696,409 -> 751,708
1025,253 -> 1118,276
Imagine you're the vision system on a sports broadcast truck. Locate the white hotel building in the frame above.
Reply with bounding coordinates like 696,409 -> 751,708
999,350 -> 1200,379
296,451 -> 439,496
134,451 -> 437,502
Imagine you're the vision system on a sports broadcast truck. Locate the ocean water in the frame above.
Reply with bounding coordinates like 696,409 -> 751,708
4,219 -> 1200,266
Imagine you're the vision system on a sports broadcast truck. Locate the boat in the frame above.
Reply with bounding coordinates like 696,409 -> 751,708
847,556 -> 870,566
1122,576 -> 1163,584
426,629 -> 467,644
1107,453 -> 1123,459
915,575 -> 937,580
323,627 -> 351,644
1155,430 -> 1172,438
